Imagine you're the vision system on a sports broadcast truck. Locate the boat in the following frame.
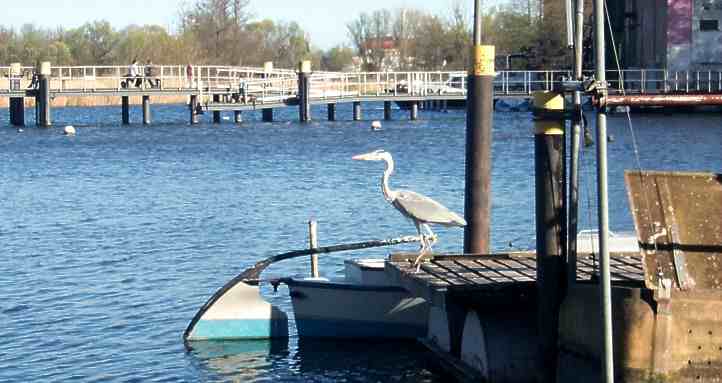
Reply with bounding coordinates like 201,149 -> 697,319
280,258 -> 428,339
183,235 -> 426,343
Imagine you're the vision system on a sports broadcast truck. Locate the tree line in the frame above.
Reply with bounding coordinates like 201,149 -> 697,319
0,0 -> 577,71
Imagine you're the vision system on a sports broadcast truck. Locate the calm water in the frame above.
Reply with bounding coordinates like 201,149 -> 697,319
1,103 -> 720,382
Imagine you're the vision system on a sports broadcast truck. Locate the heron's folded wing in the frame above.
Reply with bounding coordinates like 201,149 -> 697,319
394,190 -> 466,226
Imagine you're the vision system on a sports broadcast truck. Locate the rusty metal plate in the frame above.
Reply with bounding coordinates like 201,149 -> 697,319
625,171 -> 722,291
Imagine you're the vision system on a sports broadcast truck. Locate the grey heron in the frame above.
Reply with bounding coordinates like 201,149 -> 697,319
352,149 -> 466,270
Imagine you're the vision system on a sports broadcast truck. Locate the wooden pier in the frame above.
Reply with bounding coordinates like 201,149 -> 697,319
3,63 -> 722,127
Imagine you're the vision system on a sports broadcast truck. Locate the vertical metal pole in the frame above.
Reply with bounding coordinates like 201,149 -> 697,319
384,101 -> 392,120
122,96 -> 130,125
234,111 -> 242,124
533,92 -> 566,383
309,220 -> 319,278
568,0 -> 585,286
594,0 -> 614,380
142,95 -> 151,125
464,0 -> 494,254
327,103 -> 336,121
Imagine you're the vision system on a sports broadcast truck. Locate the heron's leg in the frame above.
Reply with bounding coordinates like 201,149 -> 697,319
414,221 -> 427,253
413,223 -> 432,272
422,224 -> 437,248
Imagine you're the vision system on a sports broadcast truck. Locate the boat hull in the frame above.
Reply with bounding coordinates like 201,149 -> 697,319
286,279 -> 428,339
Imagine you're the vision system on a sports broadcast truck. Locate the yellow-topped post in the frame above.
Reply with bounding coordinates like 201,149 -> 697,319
532,90 -> 567,383
463,44 -> 495,255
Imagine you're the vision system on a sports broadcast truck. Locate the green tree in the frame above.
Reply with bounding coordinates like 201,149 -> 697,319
321,45 -> 354,71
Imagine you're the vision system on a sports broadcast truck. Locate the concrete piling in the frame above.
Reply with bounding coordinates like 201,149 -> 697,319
352,101 -> 361,121
122,96 -> 130,125
410,101 -> 418,120
9,98 -> 24,126
327,103 -> 336,121
142,95 -> 151,125
36,62 -> 52,128
384,101 -> 392,120
189,95 -> 198,124
262,108 -> 273,122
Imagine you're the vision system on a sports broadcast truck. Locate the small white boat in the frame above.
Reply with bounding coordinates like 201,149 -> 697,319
282,258 -> 428,339
576,229 -> 640,253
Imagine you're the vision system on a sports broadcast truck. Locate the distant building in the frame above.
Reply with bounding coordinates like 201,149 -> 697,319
609,0 -> 722,71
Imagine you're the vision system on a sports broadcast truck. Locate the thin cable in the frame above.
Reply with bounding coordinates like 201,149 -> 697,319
604,0 -> 656,250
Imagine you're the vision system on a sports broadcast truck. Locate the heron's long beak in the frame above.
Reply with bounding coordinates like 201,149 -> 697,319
352,153 -> 371,161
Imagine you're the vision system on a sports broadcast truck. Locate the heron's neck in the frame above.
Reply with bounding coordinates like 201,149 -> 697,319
382,157 -> 395,202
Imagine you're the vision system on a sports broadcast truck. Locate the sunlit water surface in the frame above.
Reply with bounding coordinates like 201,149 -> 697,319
1,103 -> 720,382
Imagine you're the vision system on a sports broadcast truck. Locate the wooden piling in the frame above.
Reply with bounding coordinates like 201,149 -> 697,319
189,95 -> 198,125
410,101 -> 418,120
122,96 -> 130,125
9,97 -> 24,126
308,220 -> 319,278
212,94 -> 221,123
384,101 -> 392,120
533,91 -> 566,383
352,101 -> 361,121
327,103 -> 336,121
262,108 -> 273,122
234,111 -> 242,124
298,60 -> 311,123
464,46 -> 495,254
142,95 -> 151,125
442,100 -> 448,112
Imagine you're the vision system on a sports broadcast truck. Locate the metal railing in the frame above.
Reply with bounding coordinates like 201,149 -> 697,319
2,66 -> 722,102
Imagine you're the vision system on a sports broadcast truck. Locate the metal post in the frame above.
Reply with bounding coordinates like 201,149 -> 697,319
262,108 -> 273,122
298,60 -> 311,123
594,0 -> 614,379
142,95 -> 151,125
384,101 -> 392,120
212,94 -> 221,123
309,220 -> 319,278
10,98 -> 24,126
463,13 -> 494,255
122,96 -> 130,125
533,91 -> 566,383
327,103 -> 336,121
410,101 -> 418,120
189,95 -> 198,125
353,101 -> 361,121
234,111 -> 242,124
568,0 -> 585,286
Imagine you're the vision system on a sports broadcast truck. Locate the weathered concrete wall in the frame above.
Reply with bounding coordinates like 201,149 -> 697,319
692,0 -> 722,69
668,0 -> 694,71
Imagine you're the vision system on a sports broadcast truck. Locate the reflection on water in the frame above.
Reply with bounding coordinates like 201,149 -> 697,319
189,338 -> 448,383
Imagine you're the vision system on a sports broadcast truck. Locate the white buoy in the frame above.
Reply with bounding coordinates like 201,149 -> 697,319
371,120 -> 382,131
64,125 -> 76,136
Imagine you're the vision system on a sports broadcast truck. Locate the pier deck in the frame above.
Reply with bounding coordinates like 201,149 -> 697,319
386,251 -> 644,307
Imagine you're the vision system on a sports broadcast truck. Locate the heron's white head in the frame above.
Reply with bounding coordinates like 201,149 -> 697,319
352,149 -> 392,162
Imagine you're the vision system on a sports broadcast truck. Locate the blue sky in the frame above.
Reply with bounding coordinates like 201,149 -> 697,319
0,0 -> 478,49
